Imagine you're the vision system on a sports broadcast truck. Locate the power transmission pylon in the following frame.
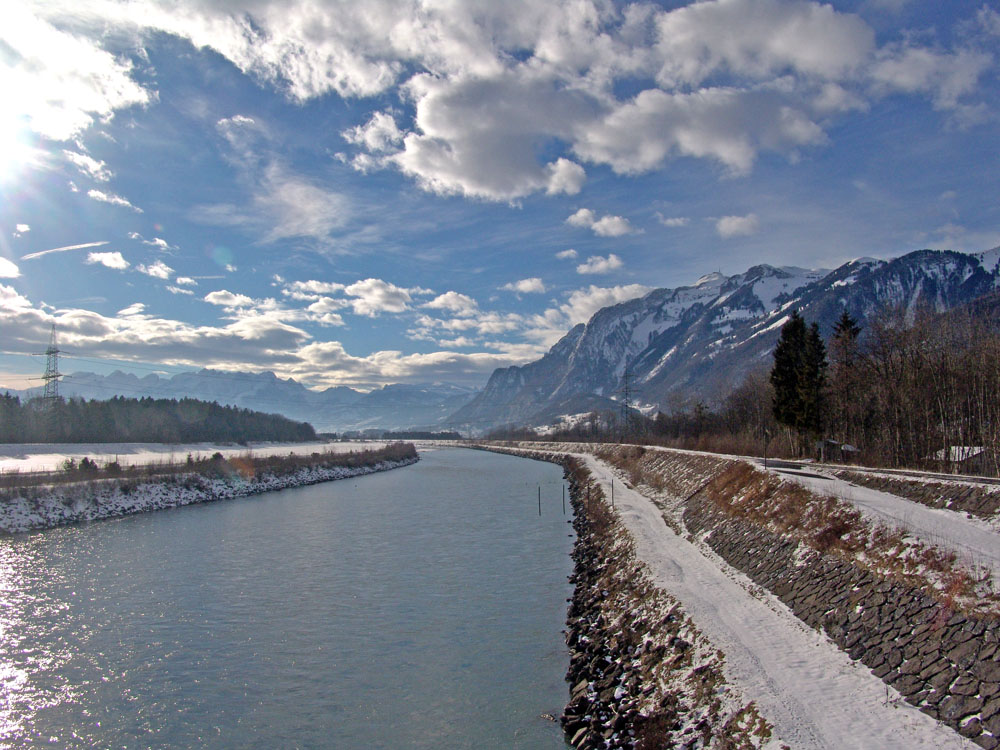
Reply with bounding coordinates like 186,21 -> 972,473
40,324 -> 62,403
616,365 -> 639,443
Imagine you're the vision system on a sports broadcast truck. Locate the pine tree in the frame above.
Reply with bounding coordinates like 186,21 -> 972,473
828,309 -> 863,447
770,311 -> 828,451
771,310 -> 807,429
798,322 -> 827,437
832,309 -> 861,345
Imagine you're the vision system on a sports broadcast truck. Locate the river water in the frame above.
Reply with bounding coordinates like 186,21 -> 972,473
0,448 -> 574,748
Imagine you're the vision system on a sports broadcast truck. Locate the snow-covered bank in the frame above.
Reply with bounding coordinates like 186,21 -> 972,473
0,455 -> 418,534
0,440 -> 388,474
490,447 -> 782,749
768,464 -> 1000,586
479,442 -> 980,748
578,453 -> 966,749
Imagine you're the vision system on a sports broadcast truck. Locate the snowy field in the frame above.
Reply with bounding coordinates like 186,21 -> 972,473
580,453 -> 970,749
0,440 -> 388,474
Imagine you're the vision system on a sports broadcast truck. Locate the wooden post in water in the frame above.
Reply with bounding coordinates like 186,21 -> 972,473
538,485 -> 541,516
562,485 -> 566,515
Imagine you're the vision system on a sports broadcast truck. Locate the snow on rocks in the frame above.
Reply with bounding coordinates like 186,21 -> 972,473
482,445 -> 782,749
0,457 -> 418,534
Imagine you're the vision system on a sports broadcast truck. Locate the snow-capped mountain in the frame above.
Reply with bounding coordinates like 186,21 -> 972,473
14,369 -> 477,434
449,248 -> 1000,432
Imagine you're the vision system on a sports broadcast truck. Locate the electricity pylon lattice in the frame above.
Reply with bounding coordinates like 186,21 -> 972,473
41,324 -> 62,401
616,365 -> 640,441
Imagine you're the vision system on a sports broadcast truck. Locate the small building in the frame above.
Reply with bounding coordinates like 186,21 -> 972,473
815,439 -> 860,463
928,446 -> 992,474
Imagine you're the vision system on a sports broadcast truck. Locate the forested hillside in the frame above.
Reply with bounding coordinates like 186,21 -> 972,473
0,395 -> 316,444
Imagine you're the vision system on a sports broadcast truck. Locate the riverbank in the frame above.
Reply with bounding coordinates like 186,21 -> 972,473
478,442 -> 970,748
0,444 -> 418,534
475,445 -> 779,748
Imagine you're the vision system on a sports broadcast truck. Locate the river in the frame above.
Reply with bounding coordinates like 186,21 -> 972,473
0,447 -> 573,748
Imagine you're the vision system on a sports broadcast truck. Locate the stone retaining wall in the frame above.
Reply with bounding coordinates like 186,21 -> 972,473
684,493 -> 1000,747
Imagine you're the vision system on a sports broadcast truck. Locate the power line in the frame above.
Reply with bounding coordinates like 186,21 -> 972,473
34,324 -> 63,404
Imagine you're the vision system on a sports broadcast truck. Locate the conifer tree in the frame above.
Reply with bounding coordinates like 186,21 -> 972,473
832,309 -> 861,346
770,310 -> 806,429
798,322 -> 827,437
770,310 -> 828,450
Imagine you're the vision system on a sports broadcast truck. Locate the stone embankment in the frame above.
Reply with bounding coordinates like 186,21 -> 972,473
685,494 -> 1000,742
477,445 -> 776,749
0,453 -> 419,534
586,443 -> 1000,748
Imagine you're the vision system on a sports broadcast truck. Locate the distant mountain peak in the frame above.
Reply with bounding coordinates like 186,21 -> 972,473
695,271 -> 728,287
16,368 -> 476,433
448,247 -> 1000,434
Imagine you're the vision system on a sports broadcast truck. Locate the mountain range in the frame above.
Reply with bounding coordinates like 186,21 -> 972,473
15,369 -> 476,435
448,247 -> 1000,432
11,247 -> 999,436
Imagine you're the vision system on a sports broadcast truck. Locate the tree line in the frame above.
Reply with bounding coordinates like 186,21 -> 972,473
0,394 -> 317,444
500,296 -> 1000,476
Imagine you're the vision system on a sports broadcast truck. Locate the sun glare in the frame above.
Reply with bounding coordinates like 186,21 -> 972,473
0,114 -> 36,183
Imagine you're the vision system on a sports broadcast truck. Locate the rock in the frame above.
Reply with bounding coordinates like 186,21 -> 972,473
959,717 -> 984,739
975,660 -> 1000,684
981,695 -> 1000,722
949,639 -> 981,669
939,694 -> 983,724
951,674 -> 982,697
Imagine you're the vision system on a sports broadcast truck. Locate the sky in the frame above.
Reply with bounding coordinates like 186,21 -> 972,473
0,0 -> 998,393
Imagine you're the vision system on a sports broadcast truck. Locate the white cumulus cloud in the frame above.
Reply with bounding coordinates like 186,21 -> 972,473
576,253 -> 624,274
716,213 -> 760,238
137,260 -> 174,279
545,158 -> 586,195
205,290 -> 255,308
423,291 -> 479,317
501,278 -> 547,294
344,278 -> 413,317
566,208 -> 634,236
657,214 -> 689,227
0,258 -> 20,278
85,251 -> 129,270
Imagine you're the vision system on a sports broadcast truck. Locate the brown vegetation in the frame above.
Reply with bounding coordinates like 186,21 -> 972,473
0,443 -> 417,495
595,443 -> 1000,617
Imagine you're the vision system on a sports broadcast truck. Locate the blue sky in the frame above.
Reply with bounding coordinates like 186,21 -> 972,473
1,0 -> 998,391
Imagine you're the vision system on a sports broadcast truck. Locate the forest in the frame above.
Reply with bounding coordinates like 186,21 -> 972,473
0,394 -> 317,444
